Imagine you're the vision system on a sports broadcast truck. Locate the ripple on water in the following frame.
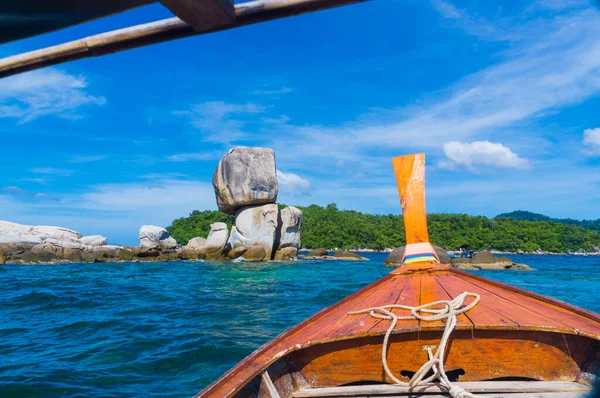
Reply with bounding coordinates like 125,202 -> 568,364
0,254 -> 599,397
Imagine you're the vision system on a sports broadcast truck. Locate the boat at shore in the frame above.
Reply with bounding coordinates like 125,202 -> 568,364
195,154 -> 600,398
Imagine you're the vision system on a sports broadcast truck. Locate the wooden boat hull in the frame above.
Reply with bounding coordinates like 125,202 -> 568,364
195,154 -> 599,397
195,265 -> 600,397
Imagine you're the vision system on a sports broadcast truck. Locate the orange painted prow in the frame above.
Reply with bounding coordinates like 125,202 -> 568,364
392,154 -> 439,271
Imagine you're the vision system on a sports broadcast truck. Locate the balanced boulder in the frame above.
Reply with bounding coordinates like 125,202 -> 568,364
212,147 -> 278,214
227,203 -> 278,259
139,225 -> 177,250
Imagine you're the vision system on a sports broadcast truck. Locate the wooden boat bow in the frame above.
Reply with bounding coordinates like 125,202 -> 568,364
195,154 -> 600,398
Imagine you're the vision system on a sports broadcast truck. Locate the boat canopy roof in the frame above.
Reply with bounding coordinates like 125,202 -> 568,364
0,0 -> 364,79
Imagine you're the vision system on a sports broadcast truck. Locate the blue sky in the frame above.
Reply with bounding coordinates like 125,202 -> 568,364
2,0 -> 600,245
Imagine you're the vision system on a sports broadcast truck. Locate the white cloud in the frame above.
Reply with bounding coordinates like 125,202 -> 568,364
252,87 -> 294,96
583,128 -> 600,155
0,68 -> 106,122
166,151 -> 222,162
29,167 -> 74,176
175,101 -> 265,144
68,155 -> 108,163
277,170 -> 311,194
440,141 -> 529,170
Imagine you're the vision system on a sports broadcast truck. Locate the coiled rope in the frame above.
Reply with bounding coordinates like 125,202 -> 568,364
347,291 -> 482,398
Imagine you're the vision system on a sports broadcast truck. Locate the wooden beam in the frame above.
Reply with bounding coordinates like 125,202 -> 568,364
160,0 -> 235,31
0,0 -> 367,79
392,153 -> 429,245
260,371 -> 282,398
292,381 -> 591,397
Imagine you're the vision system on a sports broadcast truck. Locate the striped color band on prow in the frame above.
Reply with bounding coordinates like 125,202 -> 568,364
401,242 -> 440,265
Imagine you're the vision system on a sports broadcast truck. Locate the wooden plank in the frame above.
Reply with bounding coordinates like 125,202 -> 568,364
418,274 -> 473,331
260,371 -> 281,398
319,277 -> 411,339
160,0 -> 235,31
368,275 -> 421,335
392,154 -> 429,245
437,274 -> 573,334
452,270 -> 600,339
292,381 -> 590,397
436,274 -> 519,330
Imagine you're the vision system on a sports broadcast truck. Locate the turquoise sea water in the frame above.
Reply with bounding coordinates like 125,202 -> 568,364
1,254 -> 599,397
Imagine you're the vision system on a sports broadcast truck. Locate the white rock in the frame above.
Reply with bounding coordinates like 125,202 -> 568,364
212,147 -> 278,214
202,222 -> 229,255
0,221 -> 81,242
78,235 -> 107,247
227,203 -> 278,259
139,225 -> 177,250
185,237 -> 207,249
0,233 -> 43,245
277,206 -> 303,250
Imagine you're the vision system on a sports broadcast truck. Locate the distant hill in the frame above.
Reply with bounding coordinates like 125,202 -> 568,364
496,210 -> 600,233
166,204 -> 600,252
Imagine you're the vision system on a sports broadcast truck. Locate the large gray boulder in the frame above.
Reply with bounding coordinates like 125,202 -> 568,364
202,222 -> 229,257
0,221 -> 81,242
185,237 -> 207,249
277,206 -> 302,250
139,225 -> 177,250
212,147 -> 278,214
227,203 -> 278,259
78,235 -> 107,247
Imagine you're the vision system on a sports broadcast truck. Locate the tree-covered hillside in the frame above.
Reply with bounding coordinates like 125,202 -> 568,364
496,210 -> 600,233
166,204 -> 600,252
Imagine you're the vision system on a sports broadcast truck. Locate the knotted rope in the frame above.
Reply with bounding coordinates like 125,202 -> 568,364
348,291 -> 482,398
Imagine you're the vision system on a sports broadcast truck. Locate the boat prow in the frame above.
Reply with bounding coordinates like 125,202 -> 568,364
196,154 -> 600,398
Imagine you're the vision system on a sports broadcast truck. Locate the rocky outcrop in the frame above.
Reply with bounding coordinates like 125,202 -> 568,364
212,147 -> 278,214
274,247 -> 297,260
384,245 -> 451,267
333,250 -> 364,260
0,221 -> 81,242
227,204 -> 278,259
78,235 -> 107,247
202,222 -> 229,258
242,246 -> 267,262
451,250 -> 532,271
306,248 -> 328,257
274,206 -> 302,259
139,225 -> 177,250
185,237 -> 207,249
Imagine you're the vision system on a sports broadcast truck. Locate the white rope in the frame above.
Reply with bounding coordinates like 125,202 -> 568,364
347,291 -> 483,398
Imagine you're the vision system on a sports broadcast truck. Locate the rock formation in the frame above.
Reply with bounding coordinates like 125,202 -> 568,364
228,203 -> 278,259
202,222 -> 229,258
274,206 -> 302,259
185,237 -> 207,249
212,147 -> 278,215
0,221 -> 139,263
79,235 -> 108,247
212,147 -> 303,262
306,248 -> 328,257
139,225 -> 177,250
451,250 -> 532,271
